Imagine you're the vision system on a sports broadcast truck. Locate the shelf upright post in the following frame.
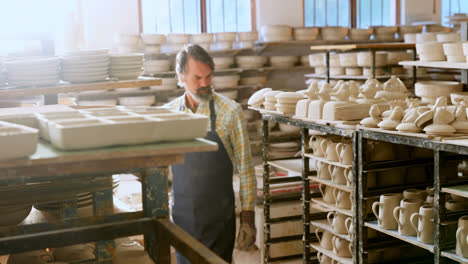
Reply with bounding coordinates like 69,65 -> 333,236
262,118 -> 272,263
411,47 -> 417,89
371,49 -> 376,79
301,127 -> 311,263
461,22 -> 468,86
434,150 -> 450,264
352,131 -> 359,264
326,51 -> 330,84
357,132 -> 368,264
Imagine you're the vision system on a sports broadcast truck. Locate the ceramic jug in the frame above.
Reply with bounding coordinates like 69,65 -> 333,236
316,160 -> 331,180
456,216 -> 468,258
403,189 -> 427,201
327,211 -> 350,234
310,136 -> 326,157
329,165 -> 347,185
410,205 -> 434,244
372,193 -> 403,230
333,189 -> 352,210
332,236 -> 353,258
317,251 -> 333,264
319,184 -> 336,204
344,168 -> 354,187
336,142 -> 353,165
393,198 -> 424,236
322,139 -> 340,162
315,228 -> 334,250
345,217 -> 354,237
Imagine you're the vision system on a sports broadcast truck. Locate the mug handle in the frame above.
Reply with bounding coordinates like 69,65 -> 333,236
320,140 -> 328,157
328,165 -> 334,180
327,211 -> 335,226
393,206 -> 403,227
410,213 -> 421,237
315,228 -> 323,244
345,168 -> 353,185
348,242 -> 354,257
457,227 -> 464,247
345,217 -> 353,235
333,188 -> 340,205
319,184 -> 326,197
372,202 -> 383,223
336,142 -> 343,162
316,251 -> 323,262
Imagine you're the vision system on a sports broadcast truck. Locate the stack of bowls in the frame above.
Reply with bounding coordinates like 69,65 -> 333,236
293,27 -> 319,41
275,92 -> 304,115
357,51 -> 388,67
110,53 -> 144,80
161,33 -> 190,53
416,33 -> 437,43
212,74 -> 240,89
116,33 -> 141,53
349,28 -> 373,41
144,58 -> 171,74
321,27 -> 348,41
61,49 -> 110,83
372,26 -> 397,41
415,81 -> 463,103
213,56 -> 234,70
270,56 -> 298,68
263,90 -> 282,110
141,34 -> 166,55
260,25 -> 292,42
340,53 -> 360,76
416,42 -> 445,61
5,57 -> 60,87
443,42 -> 465,62
237,31 -> 258,48
404,33 -> 417,43
398,25 -> 423,37
236,55 -> 267,69
191,33 -> 214,51
436,33 -> 460,42
211,32 -> 236,51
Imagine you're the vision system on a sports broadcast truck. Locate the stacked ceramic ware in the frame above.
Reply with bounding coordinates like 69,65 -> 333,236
5,57 -> 60,87
61,49 -> 110,83
236,31 -> 258,49
235,55 -> 267,69
211,74 -> 240,89
275,92 -> 304,114
161,33 -> 190,53
143,57 -> 171,75
211,32 -> 236,51
260,25 -> 292,42
141,34 -> 166,55
293,27 -> 319,41
116,33 -> 141,53
191,33 -> 214,51
109,53 -> 144,80
213,56 -> 234,70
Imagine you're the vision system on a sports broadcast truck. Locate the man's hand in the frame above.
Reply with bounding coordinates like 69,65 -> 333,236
236,211 -> 256,250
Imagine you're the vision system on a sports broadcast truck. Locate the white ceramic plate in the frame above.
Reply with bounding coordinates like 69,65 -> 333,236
8,73 -> 59,81
110,64 -> 143,71
62,61 -> 109,69
61,57 -> 110,65
63,74 -> 109,83
64,49 -> 109,56
61,66 -> 108,74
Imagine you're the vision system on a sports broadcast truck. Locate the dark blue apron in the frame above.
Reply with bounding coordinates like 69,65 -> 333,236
172,99 -> 236,264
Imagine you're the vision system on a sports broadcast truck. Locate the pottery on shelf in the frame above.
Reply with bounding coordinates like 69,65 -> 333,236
396,108 -> 422,133
451,105 -> 468,133
248,88 -> 273,107
356,78 -> 383,104
347,80 -> 360,99
423,107 -> 456,136
375,76 -> 408,101
361,104 -> 382,128
308,83 -> 331,119
322,83 -> 358,121
378,106 -> 404,130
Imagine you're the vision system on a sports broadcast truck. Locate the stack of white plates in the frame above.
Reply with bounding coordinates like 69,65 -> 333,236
110,53 -> 144,80
5,57 -> 60,87
61,49 -> 110,83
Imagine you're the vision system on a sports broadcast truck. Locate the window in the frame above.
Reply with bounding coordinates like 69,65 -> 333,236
442,0 -> 468,25
304,0 -> 394,28
304,0 -> 351,27
141,0 -> 252,34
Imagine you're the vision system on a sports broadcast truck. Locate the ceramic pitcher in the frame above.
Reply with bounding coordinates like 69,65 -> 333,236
403,189 -> 427,201
410,205 -> 434,244
425,194 -> 434,205
372,193 -> 402,230
327,211 -> 350,234
336,142 -> 353,165
344,168 -> 354,187
317,251 -> 333,264
456,216 -> 468,258
322,139 -> 340,162
316,160 -> 331,180
393,198 -> 424,236
345,217 -> 354,237
332,236 -> 353,258
329,165 -> 347,185
333,189 -> 352,210
315,228 -> 333,250
319,184 -> 336,204
310,136 -> 326,157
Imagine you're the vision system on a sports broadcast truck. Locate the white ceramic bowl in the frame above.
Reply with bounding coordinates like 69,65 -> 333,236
144,45 -> 161,54
443,42 -> 463,56
363,67 -> 385,76
416,33 -> 437,43
437,33 -> 461,42
398,25 -> 423,35
416,42 -> 444,55
309,53 -> 325,67
357,51 -> 388,67
141,34 -> 166,45
213,56 -> 234,70
345,67 -> 363,76
191,33 -> 214,44
260,25 -> 292,42
415,81 -> 463,100
236,56 -> 267,68
339,53 -> 358,67
215,32 -> 237,42
349,28 -> 373,41
236,41 -> 255,49
238,31 -> 258,41
270,56 -> 298,68
117,34 -> 140,45
144,60 -> 171,73
293,27 -> 319,41
212,75 -> 240,89
330,67 -> 345,76
167,33 -> 191,44
321,27 -> 348,40
210,41 -> 233,51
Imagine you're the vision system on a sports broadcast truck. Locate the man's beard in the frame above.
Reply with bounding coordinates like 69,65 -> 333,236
187,86 -> 213,103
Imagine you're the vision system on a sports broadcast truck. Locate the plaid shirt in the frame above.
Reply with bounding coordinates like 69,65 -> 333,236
164,92 -> 257,211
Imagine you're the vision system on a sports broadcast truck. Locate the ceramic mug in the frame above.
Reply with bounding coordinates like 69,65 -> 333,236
310,136 -> 325,157
426,186 -> 434,196
345,217 -> 354,237
315,228 -> 333,250
344,168 -> 354,187
393,198 -> 424,236
425,194 -> 434,205
319,184 -> 336,204
327,211 -> 350,234
410,205 -> 434,244
332,236 -> 353,258
329,165 -> 347,185
336,142 -> 353,165
316,160 -> 331,180
322,140 -> 340,162
403,189 -> 427,201
317,251 -> 333,264
333,189 -> 352,210
456,216 -> 468,258
372,193 -> 403,230
446,200 -> 467,212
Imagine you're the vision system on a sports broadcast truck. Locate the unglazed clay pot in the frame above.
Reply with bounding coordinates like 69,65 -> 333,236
372,193 -> 403,230
393,198 -> 424,236
410,205 -> 435,244
456,216 -> 468,258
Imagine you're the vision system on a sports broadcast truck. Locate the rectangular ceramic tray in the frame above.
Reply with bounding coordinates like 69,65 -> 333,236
0,121 -> 38,160
36,106 -> 208,150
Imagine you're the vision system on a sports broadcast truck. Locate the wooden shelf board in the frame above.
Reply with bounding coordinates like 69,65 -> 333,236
303,153 -> 353,169
268,158 -> 315,175
309,176 -> 352,193
399,60 -> 468,70
309,43 -> 415,51
0,78 -> 162,99
311,219 -> 353,242
364,221 -> 434,253
441,249 -> 468,264
311,197 -> 352,217
441,185 -> 468,199
310,242 -> 353,264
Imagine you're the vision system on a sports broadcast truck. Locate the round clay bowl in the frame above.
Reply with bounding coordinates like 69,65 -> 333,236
416,42 -> 444,55
215,32 -> 237,42
293,27 -> 320,41
213,56 -> 234,70
398,25 -> 423,35
167,33 -> 191,44
415,81 -> 463,99
309,53 -> 325,67
387,51 -> 412,65
349,28 -> 373,41
270,56 -> 298,67
357,51 -> 388,67
141,34 -> 166,45
321,27 -> 348,40
238,31 -> 258,41
260,25 -> 292,42
212,75 -> 240,89
437,33 -> 460,42
416,33 -> 437,43
236,56 -> 268,68
191,33 -> 214,44
339,53 -> 358,67
451,92 -> 468,104
443,42 -> 464,56
425,24 -> 452,33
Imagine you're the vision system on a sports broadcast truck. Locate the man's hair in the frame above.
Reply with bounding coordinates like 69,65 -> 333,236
175,44 -> 214,76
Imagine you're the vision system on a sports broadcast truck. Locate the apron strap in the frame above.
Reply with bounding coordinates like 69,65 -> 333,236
209,99 -> 216,132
